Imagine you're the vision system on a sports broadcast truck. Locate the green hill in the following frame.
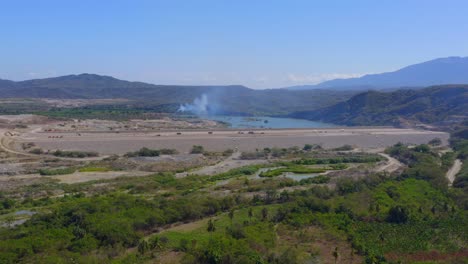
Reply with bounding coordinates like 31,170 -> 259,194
290,85 -> 468,126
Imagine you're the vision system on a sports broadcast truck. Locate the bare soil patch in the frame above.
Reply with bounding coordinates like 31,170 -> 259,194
24,128 -> 449,155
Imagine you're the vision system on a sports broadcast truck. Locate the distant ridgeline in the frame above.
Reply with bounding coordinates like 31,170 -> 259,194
289,85 -> 468,127
1,62 -> 468,125
0,74 -> 357,116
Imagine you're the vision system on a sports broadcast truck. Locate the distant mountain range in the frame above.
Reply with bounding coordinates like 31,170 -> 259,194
0,74 -> 356,116
286,56 -> 468,90
290,85 -> 468,126
1,56 -> 468,119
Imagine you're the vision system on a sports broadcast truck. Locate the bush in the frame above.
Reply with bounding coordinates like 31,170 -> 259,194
53,150 -> 99,158
428,138 -> 442,146
190,145 -> 204,154
125,147 -> 160,157
159,148 -> 178,155
333,145 -> 353,151
29,148 -> 44,154
413,144 -> 430,153
299,175 -> 330,184
39,167 -> 76,175
78,167 -> 112,172
240,151 -> 266,160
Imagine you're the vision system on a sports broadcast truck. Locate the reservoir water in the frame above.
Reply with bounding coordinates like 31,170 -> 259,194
206,116 -> 336,129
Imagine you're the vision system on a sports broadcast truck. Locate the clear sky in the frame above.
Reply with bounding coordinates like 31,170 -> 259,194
1,0 -> 468,88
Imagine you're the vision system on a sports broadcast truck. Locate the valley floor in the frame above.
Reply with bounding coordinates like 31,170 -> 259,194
17,127 -> 448,154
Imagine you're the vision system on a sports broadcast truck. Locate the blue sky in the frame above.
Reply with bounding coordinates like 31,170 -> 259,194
1,0 -> 468,88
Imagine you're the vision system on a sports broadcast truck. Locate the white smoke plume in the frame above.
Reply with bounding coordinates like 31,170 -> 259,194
178,94 -> 209,115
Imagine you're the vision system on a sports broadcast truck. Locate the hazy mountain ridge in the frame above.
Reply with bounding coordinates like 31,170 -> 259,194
290,85 -> 468,126
2,56 -> 468,118
286,57 -> 468,90
0,74 -> 357,115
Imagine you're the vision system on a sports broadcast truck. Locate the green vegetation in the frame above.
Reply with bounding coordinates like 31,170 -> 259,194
125,147 -> 161,157
293,155 -> 383,165
0,140 -> 466,263
124,147 -> 179,157
190,145 -> 204,154
38,107 -> 152,120
332,144 -> 354,151
39,167 -> 76,175
78,166 -> 113,173
450,126 -> 468,210
159,148 -> 179,155
385,143 -> 449,189
291,86 -> 468,126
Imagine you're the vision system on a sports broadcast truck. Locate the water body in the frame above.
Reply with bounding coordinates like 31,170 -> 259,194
206,116 -> 336,129
251,168 -> 319,181
282,172 -> 320,181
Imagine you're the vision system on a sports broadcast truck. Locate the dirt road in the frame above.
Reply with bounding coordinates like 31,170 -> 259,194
376,153 -> 403,173
447,159 -> 462,186
0,130 -> 37,158
24,127 -> 449,154
52,171 -> 152,184
1,129 -> 108,161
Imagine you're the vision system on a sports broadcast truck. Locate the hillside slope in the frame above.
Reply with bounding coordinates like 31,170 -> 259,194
290,85 -> 468,126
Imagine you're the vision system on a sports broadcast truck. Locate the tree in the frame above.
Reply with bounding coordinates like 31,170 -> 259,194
265,189 -> 277,204
428,138 -> 442,146
191,145 -> 205,154
303,144 -> 313,151
207,219 -> 216,233
379,233 -> 385,243
414,144 -> 430,153
386,206 -> 409,223
228,209 -> 235,226
248,208 -> 253,221
261,207 -> 268,221
4,215 -> 15,228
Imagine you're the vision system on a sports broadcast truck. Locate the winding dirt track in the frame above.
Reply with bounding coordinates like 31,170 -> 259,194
447,159 -> 462,186
376,153 -> 403,173
0,129 -> 108,161
0,130 -> 36,157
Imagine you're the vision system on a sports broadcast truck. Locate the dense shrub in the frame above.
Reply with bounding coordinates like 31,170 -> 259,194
386,206 -> 409,223
53,150 -> 99,158
39,167 -> 76,175
190,145 -> 204,154
125,147 -> 160,157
